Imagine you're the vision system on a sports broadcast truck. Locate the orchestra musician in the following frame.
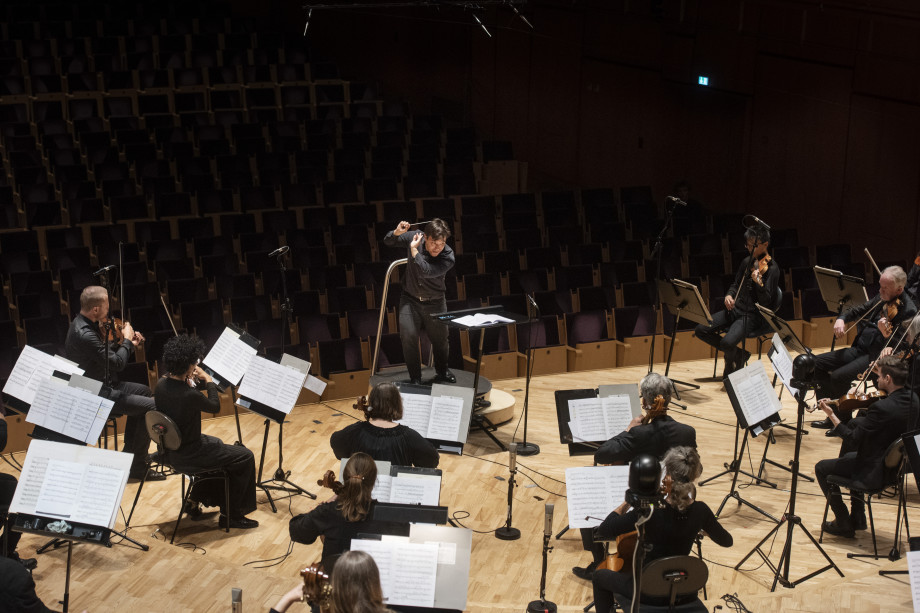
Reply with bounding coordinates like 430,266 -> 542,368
383,219 -> 456,385
0,409 -> 37,572
289,453 -> 409,571
270,551 -> 389,613
591,447 -> 732,612
573,373 -> 696,581
811,266 -> 917,430
330,382 -> 440,468
154,334 -> 258,529
64,285 -> 159,480
694,223 -> 780,378
812,355 -> 916,537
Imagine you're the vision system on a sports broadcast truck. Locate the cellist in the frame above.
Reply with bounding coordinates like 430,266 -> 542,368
572,373 -> 696,581
812,266 -> 916,430
590,447 -> 732,612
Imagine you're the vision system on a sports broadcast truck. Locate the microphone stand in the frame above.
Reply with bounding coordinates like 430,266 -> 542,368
517,295 -> 540,456
495,443 -> 520,540
629,505 -> 655,613
526,503 -> 557,613
647,200 -> 683,399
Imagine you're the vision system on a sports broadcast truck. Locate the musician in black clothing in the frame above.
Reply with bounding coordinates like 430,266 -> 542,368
591,447 -> 732,611
63,285 -> 158,480
811,266 -> 917,429
694,224 -> 780,378
0,411 -> 37,571
383,219 -> 456,385
813,356 -> 916,537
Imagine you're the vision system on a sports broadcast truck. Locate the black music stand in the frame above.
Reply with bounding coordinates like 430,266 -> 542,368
814,266 -> 867,352
201,324 -> 260,447
702,362 -> 780,523
657,278 -> 711,400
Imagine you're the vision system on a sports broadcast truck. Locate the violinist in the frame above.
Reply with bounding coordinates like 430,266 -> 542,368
573,373 -> 696,581
154,334 -> 258,529
330,382 -> 439,468
590,447 -> 732,612
289,452 -> 409,572
63,286 -> 158,480
811,266 -> 917,429
694,223 -> 779,378
594,373 -> 696,465
813,356 -> 916,537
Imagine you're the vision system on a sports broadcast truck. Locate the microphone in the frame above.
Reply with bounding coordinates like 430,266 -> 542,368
509,442 -> 517,473
543,503 -> 554,537
268,245 -> 290,258
666,196 -> 687,206
92,264 -> 116,276
743,214 -> 772,231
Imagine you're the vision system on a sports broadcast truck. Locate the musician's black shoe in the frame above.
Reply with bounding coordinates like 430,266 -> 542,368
434,370 -> 456,384
219,515 -> 259,529
9,551 -> 37,572
572,560 -> 598,581
811,418 -> 833,429
822,519 -> 855,538
851,509 -> 868,531
129,469 -> 167,482
183,501 -> 203,519
824,428 -> 840,438
407,377 -> 422,385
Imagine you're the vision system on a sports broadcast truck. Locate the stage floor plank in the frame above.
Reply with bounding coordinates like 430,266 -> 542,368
4,353 -> 919,612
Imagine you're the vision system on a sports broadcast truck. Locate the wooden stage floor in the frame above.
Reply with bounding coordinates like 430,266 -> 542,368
3,353 -> 918,612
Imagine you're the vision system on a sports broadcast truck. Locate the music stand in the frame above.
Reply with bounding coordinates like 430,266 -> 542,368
201,324 -> 260,447
656,278 -> 711,399
814,266 -> 867,352
755,304 -> 811,356
701,362 -> 780,523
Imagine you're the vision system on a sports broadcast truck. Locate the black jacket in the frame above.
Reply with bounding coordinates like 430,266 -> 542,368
594,415 -> 696,465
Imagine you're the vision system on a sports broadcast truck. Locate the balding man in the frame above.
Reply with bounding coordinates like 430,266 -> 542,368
812,266 -> 917,429
64,286 -> 161,480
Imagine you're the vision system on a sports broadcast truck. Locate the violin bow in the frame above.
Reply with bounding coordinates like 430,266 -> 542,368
864,247 -> 883,278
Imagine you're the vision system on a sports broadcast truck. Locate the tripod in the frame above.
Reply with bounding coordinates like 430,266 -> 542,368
735,379 -> 843,590
702,422 -> 779,523
255,417 -> 315,512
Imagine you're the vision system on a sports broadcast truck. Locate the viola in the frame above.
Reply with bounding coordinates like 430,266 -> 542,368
640,394 -> 667,425
597,530 -> 638,574
354,395 -> 369,413
752,253 -> 771,287
300,562 -> 332,612
317,469 -> 344,496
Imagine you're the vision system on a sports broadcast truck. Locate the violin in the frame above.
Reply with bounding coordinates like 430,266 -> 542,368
597,530 -> 638,574
809,389 -> 887,417
300,562 -> 333,613
354,395 -> 369,413
751,253 -> 771,287
640,395 -> 667,425
100,316 -> 145,347
881,298 -> 902,338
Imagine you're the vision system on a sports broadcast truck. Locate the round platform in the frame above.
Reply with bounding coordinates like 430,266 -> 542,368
479,389 -> 515,425
369,366 -> 493,397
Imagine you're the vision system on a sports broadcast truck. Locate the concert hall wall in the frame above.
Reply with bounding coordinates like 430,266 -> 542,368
251,0 -> 920,259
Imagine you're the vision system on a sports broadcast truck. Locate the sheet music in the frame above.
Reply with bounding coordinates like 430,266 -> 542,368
203,327 -> 258,386
26,377 -> 114,444
237,355 -> 306,414
426,395 -> 464,441
10,440 -> 132,530
568,397 -> 607,441
909,550 -> 920,612
3,345 -> 84,405
352,539 -> 438,608
389,473 -> 441,506
730,362 -> 782,426
602,395 -> 635,436
303,374 -> 327,396
565,465 -> 630,529
451,313 -> 513,327
768,333 -> 797,398
398,392 -> 434,435
372,474 -> 392,501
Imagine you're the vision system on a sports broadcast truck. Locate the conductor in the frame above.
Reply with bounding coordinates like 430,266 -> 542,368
383,219 -> 456,385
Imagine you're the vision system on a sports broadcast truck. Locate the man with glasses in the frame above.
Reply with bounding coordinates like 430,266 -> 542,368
694,223 -> 779,378
384,218 -> 456,385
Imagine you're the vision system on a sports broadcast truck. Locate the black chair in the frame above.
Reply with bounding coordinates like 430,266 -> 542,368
819,438 -> 907,560
611,555 -> 709,613
143,411 -> 230,543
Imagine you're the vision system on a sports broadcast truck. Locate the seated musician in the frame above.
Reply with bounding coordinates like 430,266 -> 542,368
289,452 -> 410,572
155,334 -> 259,529
270,550 -> 389,613
812,266 -> 917,429
573,373 -> 696,580
694,223 -> 779,378
812,355 -> 916,537
591,447 -> 732,612
64,285 -> 159,480
0,410 -> 37,571
594,373 -> 696,465
330,382 -> 440,468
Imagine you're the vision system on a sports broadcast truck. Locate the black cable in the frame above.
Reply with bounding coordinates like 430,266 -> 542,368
720,593 -> 753,613
245,540 -> 294,569
447,509 -> 506,534
1,453 -> 22,472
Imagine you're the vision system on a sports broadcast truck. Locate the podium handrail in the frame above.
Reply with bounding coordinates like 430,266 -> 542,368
372,258 -> 407,375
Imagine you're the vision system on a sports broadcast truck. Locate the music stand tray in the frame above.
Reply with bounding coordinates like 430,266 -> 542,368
657,278 -> 711,394
814,266 -> 867,313
755,304 -> 811,356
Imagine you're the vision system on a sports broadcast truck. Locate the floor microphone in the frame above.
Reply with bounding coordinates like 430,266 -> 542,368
544,503 -> 554,537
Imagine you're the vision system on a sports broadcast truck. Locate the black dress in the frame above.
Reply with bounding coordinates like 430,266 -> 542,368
330,421 -> 440,468
154,377 -> 257,518
289,500 -> 410,571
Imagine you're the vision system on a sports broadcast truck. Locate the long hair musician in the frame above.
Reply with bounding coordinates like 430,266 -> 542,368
269,550 -> 389,613
155,334 -> 258,529
590,447 -> 732,612
289,452 -> 409,572
330,382 -> 439,468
